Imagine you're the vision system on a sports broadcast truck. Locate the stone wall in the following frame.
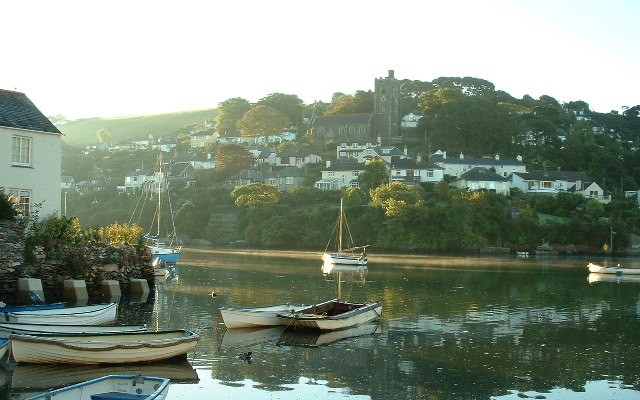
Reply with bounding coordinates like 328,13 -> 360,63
0,220 -> 154,305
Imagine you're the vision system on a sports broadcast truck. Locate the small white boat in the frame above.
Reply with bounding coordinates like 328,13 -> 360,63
220,304 -> 306,329
322,199 -> 369,266
278,299 -> 382,331
10,330 -> 199,365
0,321 -> 147,337
0,338 -> 9,360
587,262 -> 640,275
6,302 -> 118,325
25,374 -> 170,400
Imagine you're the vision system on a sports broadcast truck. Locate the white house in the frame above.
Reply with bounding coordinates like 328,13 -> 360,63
389,155 -> 444,184
315,159 -> 366,191
0,89 -> 62,217
510,170 -> 611,204
401,111 -> 421,128
454,167 -> 511,196
124,169 -> 152,193
190,130 -> 215,149
430,150 -> 527,178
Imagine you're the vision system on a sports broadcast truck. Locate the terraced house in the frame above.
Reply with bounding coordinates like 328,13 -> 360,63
0,89 -> 62,217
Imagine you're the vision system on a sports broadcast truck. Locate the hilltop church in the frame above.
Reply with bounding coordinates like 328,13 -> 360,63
307,70 -> 401,145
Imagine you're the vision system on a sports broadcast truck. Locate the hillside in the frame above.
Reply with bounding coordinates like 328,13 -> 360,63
58,108 -> 218,146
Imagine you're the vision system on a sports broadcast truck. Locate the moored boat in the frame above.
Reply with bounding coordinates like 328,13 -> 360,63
0,302 -> 65,313
0,338 -> 9,360
6,302 -> 118,325
277,299 -> 382,331
10,329 -> 199,365
220,303 -> 306,329
322,199 -> 369,266
0,321 -> 147,337
24,374 -> 170,400
587,262 -> 640,275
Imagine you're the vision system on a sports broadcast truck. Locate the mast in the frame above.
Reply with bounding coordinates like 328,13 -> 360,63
157,153 -> 162,237
338,198 -> 343,252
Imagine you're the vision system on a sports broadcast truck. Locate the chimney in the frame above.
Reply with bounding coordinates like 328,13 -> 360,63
326,160 -> 331,168
443,151 -> 447,159
417,154 -> 422,162
517,155 -> 523,162
404,145 -> 408,156
459,152 -> 464,160
495,154 -> 500,161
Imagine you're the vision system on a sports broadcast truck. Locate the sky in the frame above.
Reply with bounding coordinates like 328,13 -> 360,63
2,0 -> 639,120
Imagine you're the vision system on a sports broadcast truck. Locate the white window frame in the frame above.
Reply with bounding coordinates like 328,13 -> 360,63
8,189 -> 31,216
12,136 -> 32,166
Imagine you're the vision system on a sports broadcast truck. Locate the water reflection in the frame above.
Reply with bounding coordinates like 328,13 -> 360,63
7,249 -> 640,399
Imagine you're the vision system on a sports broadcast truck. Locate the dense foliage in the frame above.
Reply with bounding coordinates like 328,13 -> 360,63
0,188 -> 18,220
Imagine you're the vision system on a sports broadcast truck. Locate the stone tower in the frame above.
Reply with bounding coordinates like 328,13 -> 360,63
372,70 -> 401,141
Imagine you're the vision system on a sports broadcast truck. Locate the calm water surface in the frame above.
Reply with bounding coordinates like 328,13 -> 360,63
6,249 -> 640,400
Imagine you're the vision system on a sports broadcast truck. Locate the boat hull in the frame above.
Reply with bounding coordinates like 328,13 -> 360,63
24,374 -> 170,400
587,262 -> 640,275
278,299 -> 382,331
0,302 -> 65,313
0,322 -> 147,337
220,304 -> 305,329
7,302 -> 118,325
150,249 -> 180,265
11,330 -> 199,365
322,253 -> 367,266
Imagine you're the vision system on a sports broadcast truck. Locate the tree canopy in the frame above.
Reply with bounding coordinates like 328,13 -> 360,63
215,143 -> 253,180
236,105 -> 290,143
215,97 -> 252,135
231,182 -> 280,209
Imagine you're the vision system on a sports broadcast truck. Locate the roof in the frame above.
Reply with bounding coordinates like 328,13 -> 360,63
0,89 -> 61,134
431,152 -> 524,167
268,166 -> 307,178
512,170 -> 591,182
325,159 -> 366,172
459,167 -> 508,182
391,158 -> 443,170
312,113 -> 372,125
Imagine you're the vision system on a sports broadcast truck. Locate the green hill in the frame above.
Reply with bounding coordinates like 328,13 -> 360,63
58,108 -> 218,146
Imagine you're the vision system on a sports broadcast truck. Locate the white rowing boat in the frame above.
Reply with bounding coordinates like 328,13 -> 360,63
277,299 -> 383,331
6,302 -> 118,325
25,374 -> 170,400
11,330 -> 199,365
0,321 -> 147,337
220,303 -> 306,329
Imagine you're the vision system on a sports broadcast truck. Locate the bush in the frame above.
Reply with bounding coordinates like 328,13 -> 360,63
0,188 -> 18,220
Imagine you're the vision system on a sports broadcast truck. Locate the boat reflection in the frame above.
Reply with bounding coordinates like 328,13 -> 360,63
10,358 -> 199,391
277,323 -> 382,348
588,272 -> 640,284
219,326 -> 286,350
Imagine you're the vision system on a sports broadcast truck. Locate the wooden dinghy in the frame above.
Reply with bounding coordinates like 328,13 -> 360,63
278,299 -> 382,331
25,374 -> 170,400
220,303 -> 306,329
0,321 -> 147,337
11,330 -> 200,365
6,302 -> 118,325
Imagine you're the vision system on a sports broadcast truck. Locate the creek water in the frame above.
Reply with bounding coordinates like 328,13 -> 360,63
5,248 -> 640,400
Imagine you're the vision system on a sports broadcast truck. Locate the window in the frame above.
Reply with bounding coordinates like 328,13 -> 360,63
286,177 -> 294,185
8,189 -> 31,216
426,170 -> 434,178
352,171 -> 360,177
542,181 -> 553,189
328,171 -> 335,177
12,136 -> 32,166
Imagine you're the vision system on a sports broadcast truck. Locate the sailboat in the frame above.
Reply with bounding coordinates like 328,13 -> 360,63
322,198 -> 368,266
131,153 -> 181,266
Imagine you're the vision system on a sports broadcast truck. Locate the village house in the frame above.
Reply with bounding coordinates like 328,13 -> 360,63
61,176 -> 76,191
389,155 -> 444,184
454,167 -> 511,196
0,89 -> 62,217
276,149 -> 323,168
266,166 -> 307,191
509,170 -> 611,204
314,159 -> 366,191
190,129 -> 215,149
430,150 -> 527,178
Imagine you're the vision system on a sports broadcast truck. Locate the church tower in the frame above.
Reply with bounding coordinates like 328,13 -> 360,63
372,70 -> 401,141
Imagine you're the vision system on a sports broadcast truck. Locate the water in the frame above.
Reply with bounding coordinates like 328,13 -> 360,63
5,249 -> 640,400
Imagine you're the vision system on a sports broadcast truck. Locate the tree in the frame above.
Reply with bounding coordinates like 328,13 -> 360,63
231,182 -> 280,209
215,143 -> 253,180
370,182 -> 422,216
236,105 -> 290,145
257,93 -> 304,130
215,97 -> 252,135
0,188 -> 18,220
325,91 -> 374,115
96,128 -> 112,144
358,158 -> 388,192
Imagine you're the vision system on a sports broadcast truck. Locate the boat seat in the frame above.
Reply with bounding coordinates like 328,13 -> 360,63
91,392 -> 149,400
